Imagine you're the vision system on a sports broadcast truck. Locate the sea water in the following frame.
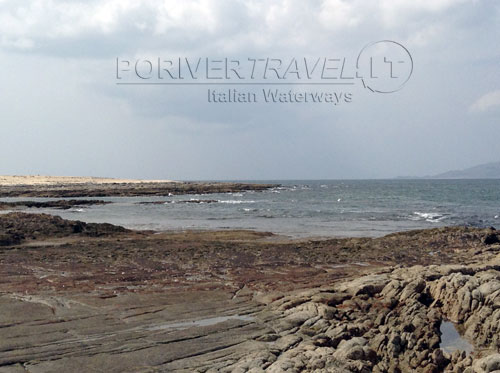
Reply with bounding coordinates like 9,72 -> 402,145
2,179 -> 500,238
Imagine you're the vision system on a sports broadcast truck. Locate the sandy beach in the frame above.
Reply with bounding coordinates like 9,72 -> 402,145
0,175 -> 175,186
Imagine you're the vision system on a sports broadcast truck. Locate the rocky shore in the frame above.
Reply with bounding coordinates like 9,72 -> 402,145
0,213 -> 499,372
238,260 -> 500,373
0,200 -> 110,211
0,181 -> 278,198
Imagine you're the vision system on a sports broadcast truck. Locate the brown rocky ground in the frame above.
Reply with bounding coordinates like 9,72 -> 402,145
0,213 -> 499,372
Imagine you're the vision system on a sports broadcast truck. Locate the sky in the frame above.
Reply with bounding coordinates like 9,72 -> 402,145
0,0 -> 499,180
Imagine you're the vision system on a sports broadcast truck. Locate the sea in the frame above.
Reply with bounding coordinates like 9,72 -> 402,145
2,179 -> 500,238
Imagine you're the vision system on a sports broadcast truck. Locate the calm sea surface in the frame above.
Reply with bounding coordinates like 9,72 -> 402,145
2,180 -> 500,238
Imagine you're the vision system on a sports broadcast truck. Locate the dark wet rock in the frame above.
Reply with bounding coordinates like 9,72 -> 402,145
0,212 -> 129,245
0,233 -> 23,246
0,199 -> 110,210
483,232 -> 500,245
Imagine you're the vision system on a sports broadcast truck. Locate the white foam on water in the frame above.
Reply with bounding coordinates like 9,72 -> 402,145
412,212 -> 447,223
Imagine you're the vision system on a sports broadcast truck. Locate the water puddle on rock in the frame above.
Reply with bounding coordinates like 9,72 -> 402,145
148,315 -> 254,331
440,321 -> 474,355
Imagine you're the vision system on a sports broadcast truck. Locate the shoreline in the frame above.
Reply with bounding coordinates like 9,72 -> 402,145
0,203 -> 469,241
0,179 -> 279,198
0,175 -> 176,185
1,212 -> 500,371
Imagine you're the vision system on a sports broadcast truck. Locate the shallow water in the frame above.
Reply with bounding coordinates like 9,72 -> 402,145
2,179 -> 500,238
440,321 -> 474,355
147,315 -> 254,331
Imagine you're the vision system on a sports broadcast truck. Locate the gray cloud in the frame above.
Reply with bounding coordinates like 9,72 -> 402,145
0,0 -> 499,179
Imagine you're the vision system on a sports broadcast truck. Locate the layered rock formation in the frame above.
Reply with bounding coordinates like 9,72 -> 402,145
0,213 -> 499,372
221,253 -> 500,372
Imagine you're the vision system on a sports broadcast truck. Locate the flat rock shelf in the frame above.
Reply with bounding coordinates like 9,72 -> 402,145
0,213 -> 499,372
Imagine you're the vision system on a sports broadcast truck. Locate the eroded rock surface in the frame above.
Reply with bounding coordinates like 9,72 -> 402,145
1,213 -> 500,372
227,259 -> 500,373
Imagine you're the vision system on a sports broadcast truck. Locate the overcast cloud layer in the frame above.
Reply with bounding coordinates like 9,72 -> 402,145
0,0 -> 499,180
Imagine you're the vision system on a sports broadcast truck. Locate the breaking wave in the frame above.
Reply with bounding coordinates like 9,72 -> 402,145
411,212 -> 448,223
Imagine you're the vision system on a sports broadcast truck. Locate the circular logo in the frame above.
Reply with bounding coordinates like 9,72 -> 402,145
357,40 -> 413,94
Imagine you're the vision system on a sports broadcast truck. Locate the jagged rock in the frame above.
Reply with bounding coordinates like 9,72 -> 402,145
471,354 -> 500,372
274,335 -> 303,352
484,233 -> 500,245
333,337 -> 368,361
336,274 -> 390,296
2,213 -> 500,372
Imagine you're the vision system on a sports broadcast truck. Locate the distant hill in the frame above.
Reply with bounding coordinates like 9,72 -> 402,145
431,162 -> 500,179
396,161 -> 500,179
